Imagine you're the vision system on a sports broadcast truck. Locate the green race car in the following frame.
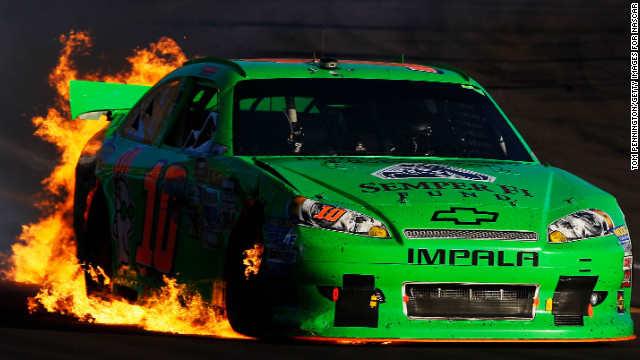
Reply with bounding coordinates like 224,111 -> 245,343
71,57 -> 634,341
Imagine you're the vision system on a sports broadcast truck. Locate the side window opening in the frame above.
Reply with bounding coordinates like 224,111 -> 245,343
121,79 -> 182,144
164,80 -> 219,151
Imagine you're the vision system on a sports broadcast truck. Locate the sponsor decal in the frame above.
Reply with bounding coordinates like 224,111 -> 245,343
220,192 -> 237,210
614,225 -> 633,258
431,207 -> 498,225
194,159 -> 209,183
203,205 -> 219,230
266,249 -> 298,264
408,248 -> 539,267
265,217 -> 297,248
266,232 -> 297,248
185,185 -> 203,238
186,185 -> 225,241
203,187 -> 220,205
359,180 -> 533,201
188,173 -> 238,234
405,65 -> 441,73
342,60 -> 438,74
218,209 -> 236,232
221,177 -> 237,192
372,163 -> 496,182
205,171 -> 238,193
623,268 -> 632,287
201,66 -> 219,76
313,205 -> 347,222
617,290 -> 625,313
613,225 -> 630,242
264,229 -> 299,277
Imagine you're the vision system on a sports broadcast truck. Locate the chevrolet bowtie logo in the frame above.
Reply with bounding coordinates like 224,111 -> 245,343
431,207 -> 499,225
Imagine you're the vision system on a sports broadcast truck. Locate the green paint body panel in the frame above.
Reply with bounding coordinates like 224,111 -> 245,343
72,58 -> 634,340
70,80 -> 151,119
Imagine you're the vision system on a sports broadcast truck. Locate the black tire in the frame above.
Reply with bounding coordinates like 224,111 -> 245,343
224,202 -> 270,337
81,190 -> 113,297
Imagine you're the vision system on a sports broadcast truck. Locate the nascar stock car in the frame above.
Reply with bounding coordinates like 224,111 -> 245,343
70,56 -> 634,341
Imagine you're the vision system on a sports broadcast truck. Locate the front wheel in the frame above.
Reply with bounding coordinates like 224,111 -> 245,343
224,202 -> 270,337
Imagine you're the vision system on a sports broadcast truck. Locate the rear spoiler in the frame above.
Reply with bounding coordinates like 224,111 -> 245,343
69,80 -> 151,120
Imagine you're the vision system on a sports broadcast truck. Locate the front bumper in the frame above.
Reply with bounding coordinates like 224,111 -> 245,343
266,262 -> 633,340
262,230 -> 634,341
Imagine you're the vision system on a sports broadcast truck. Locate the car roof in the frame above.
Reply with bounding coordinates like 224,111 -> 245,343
174,57 -> 475,86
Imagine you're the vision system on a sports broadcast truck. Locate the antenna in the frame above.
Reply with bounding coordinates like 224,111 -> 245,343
321,31 -> 326,58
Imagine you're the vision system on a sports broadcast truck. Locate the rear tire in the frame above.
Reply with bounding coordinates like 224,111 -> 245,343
81,190 -> 113,297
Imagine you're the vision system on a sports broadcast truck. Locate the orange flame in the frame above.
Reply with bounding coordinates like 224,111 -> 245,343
101,36 -> 187,85
243,243 -> 265,279
1,30 -> 245,339
5,31 -> 106,285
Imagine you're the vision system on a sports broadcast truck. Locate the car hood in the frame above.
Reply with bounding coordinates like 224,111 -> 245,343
253,156 -> 616,234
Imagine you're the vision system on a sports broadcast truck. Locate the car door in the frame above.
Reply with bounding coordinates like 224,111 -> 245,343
108,77 -> 190,280
154,78 -> 230,288
108,75 -> 227,296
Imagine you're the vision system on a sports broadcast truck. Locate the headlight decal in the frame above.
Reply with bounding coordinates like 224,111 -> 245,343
312,205 -> 347,222
289,196 -> 391,238
547,209 -> 614,243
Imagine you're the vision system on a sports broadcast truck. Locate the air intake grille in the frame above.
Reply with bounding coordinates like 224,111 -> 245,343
403,229 -> 538,241
404,283 -> 538,320
554,315 -> 584,326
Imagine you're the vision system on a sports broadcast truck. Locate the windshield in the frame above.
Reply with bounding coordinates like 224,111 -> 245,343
233,79 -> 533,161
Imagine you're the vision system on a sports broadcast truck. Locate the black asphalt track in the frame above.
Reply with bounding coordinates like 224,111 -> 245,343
0,0 -> 638,357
